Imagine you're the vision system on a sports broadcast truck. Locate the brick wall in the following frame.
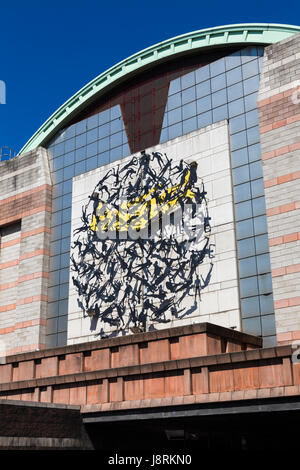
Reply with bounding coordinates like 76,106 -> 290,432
0,400 -> 92,449
258,33 -> 300,345
0,148 -> 52,355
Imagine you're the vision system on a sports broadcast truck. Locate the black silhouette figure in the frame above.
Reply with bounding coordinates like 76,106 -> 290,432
71,151 -> 214,337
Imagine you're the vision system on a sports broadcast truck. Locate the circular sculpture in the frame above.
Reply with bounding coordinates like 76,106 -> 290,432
71,151 -> 214,336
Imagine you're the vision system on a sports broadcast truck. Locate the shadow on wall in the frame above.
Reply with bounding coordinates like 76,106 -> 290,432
71,151 -> 214,338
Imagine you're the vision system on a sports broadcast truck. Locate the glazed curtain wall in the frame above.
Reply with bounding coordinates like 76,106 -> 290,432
47,46 -> 276,347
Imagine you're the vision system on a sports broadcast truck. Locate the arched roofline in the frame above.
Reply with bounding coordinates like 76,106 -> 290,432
19,23 -> 300,154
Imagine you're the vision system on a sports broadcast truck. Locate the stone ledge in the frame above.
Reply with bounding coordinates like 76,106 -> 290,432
0,345 -> 292,393
3,322 -> 262,363
81,385 -> 300,415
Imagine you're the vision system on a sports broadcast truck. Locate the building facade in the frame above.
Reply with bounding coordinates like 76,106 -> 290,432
0,23 -> 300,450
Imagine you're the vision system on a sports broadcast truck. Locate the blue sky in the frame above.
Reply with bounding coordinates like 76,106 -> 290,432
1,0 -> 300,153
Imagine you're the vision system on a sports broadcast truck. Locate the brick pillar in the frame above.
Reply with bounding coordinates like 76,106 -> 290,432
258,32 -> 300,345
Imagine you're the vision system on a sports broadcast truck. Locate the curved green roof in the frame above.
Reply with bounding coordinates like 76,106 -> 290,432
19,23 -> 300,155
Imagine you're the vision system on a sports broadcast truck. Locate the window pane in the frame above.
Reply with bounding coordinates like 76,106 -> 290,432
63,179 -> 72,194
212,105 -> 228,122
64,151 -> 75,167
254,215 -> 268,235
98,123 -> 110,138
258,273 -> 273,294
226,66 -> 242,86
261,314 -> 276,336
227,82 -> 243,102
197,111 -> 213,128
168,93 -> 181,111
259,294 -> 274,315
65,138 -> 75,153
75,146 -> 86,162
250,160 -> 263,180
263,336 -> 277,347
244,92 -> 258,112
247,126 -> 260,145
196,80 -> 211,98
242,316 -> 262,336
239,257 -> 257,278
74,160 -> 86,176
182,86 -> 196,104
181,71 -> 195,89
240,275 -> 259,297
241,46 -> 258,63
57,332 -> 68,346
110,132 -> 123,149
111,118 -> 123,134
232,148 -> 248,168
169,77 -> 181,95
212,89 -> 227,107
87,114 -> 98,130
245,109 -> 259,128
62,193 -> 72,209
182,101 -> 196,120
251,178 -> 264,198
183,117 -> 197,134
75,120 -> 86,135
169,122 -> 182,140
237,218 -> 254,239
242,59 -> 259,79
233,165 -> 250,185
254,234 -> 269,254
60,238 -> 70,255
75,133 -> 86,148
98,137 -> 110,153
225,51 -> 241,71
86,155 -> 98,172
243,75 -> 260,95
241,296 -> 260,318
228,98 -> 245,118
235,200 -> 252,221
98,151 -> 110,166
62,207 -> 71,223
111,105 -> 121,120
59,299 -> 68,315
248,143 -> 261,162
58,315 -> 68,333
65,124 -> 75,139
257,254 -> 271,274
252,196 -> 266,217
211,74 -> 226,92
168,107 -> 182,125
86,141 -> 98,158
197,95 -> 212,114
237,237 -> 255,258
195,66 -> 210,83
230,115 -> 246,135
98,109 -> 110,125
210,58 -> 225,77
231,130 -> 247,151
